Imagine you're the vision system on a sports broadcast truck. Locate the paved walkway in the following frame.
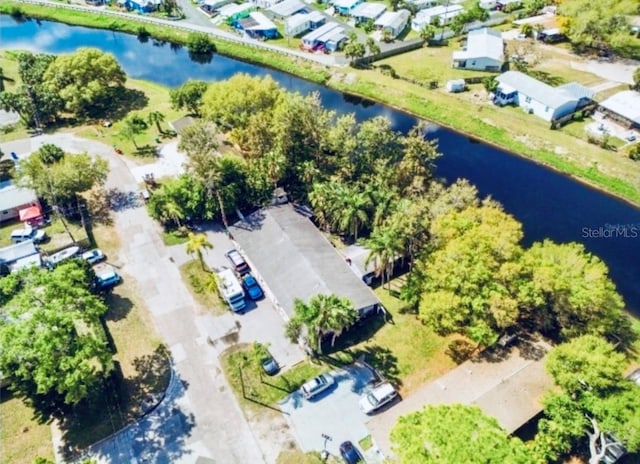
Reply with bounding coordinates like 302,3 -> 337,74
3,134 -> 267,463
366,338 -> 553,459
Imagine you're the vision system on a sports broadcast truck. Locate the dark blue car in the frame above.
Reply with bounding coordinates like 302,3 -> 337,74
339,441 -> 363,464
242,274 -> 263,300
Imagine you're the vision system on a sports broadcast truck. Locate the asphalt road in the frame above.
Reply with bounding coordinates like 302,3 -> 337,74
3,134 -> 268,464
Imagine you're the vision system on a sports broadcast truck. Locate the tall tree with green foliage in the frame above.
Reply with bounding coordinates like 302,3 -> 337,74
118,113 -> 148,149
285,294 -> 358,354
558,0 -> 639,57
43,48 -> 126,117
417,202 -> 524,346
0,52 -> 62,127
17,144 -> 109,207
390,404 -> 533,464
534,335 -> 639,462
178,120 -> 219,158
170,79 -> 209,116
147,110 -> 165,134
518,240 -> 632,344
201,74 -> 283,129
186,232 -> 213,270
365,223 -> 404,289
0,262 -> 113,410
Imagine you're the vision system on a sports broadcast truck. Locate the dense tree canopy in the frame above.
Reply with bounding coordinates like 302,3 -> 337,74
17,144 -> 109,207
518,240 -> 632,343
534,336 -> 639,461
170,79 -> 209,116
418,202 -> 524,346
0,52 -> 62,127
0,262 -> 112,408
558,0 -> 640,57
390,404 -> 533,464
43,48 -> 126,116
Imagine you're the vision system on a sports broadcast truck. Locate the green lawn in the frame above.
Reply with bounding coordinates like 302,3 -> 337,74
0,217 -> 87,250
378,42 -> 493,84
0,391 -> 55,464
162,228 -> 190,246
179,259 -> 227,315
221,344 -> 326,411
328,281 -> 458,395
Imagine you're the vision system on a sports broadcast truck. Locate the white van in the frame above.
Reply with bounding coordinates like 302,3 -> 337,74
359,382 -> 398,414
217,268 -> 246,312
10,227 -> 47,244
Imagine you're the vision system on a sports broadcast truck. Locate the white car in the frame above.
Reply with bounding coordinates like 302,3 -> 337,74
82,249 -> 106,265
359,382 -> 398,414
301,374 -> 334,399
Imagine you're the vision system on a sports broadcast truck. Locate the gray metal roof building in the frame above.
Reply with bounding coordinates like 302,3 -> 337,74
599,90 -> 640,128
229,204 -> 381,320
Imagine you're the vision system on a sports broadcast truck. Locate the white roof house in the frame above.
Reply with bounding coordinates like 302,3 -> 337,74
284,11 -> 325,36
218,2 -> 254,18
350,2 -> 386,22
452,28 -> 504,71
405,0 -> 439,11
411,4 -> 463,31
375,9 -> 410,38
494,71 -> 595,122
268,0 -> 305,18
301,22 -> 340,48
229,204 -> 381,321
332,0 -> 363,14
599,91 -> 640,128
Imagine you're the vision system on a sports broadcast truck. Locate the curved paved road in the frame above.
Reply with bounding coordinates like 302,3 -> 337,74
2,134 -> 266,464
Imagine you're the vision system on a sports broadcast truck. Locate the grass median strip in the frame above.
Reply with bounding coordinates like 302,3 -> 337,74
179,259 -> 226,315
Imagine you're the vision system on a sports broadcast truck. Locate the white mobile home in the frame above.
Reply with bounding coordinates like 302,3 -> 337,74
452,28 -> 504,71
350,2 -> 386,24
301,22 -> 340,49
494,71 -> 594,122
284,10 -> 325,36
268,0 -> 305,19
374,9 -> 410,38
411,4 -> 463,31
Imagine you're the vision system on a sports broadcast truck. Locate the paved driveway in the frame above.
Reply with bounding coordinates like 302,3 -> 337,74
279,364 -> 376,459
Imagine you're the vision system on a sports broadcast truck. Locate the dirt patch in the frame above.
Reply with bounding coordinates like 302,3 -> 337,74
247,409 -> 297,464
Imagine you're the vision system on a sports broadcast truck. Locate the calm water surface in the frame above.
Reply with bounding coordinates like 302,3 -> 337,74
1,16 -> 639,314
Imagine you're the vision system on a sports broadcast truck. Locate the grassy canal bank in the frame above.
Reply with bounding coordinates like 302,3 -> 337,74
1,0 -> 639,206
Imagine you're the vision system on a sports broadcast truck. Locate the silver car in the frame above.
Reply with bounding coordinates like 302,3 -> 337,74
301,374 -> 334,399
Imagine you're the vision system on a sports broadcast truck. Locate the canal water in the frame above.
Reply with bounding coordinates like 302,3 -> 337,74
1,16 -> 639,314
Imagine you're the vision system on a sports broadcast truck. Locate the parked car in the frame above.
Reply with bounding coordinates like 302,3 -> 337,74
242,274 -> 263,300
339,441 -> 364,464
225,249 -> 250,275
10,227 -> 47,244
82,249 -> 106,265
359,382 -> 399,414
602,435 -> 627,464
261,352 -> 280,376
627,368 -> 640,386
95,269 -> 121,290
301,374 -> 334,399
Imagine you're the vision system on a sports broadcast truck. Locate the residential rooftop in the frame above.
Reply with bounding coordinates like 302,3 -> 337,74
229,204 -> 380,319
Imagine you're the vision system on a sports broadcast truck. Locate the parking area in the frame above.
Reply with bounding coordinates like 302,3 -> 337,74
279,364 -> 384,462
174,222 -> 306,370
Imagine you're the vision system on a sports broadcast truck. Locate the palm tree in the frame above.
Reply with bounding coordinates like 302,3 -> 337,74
336,186 -> 371,241
159,199 -> 185,226
147,110 -> 165,134
365,225 -> 403,289
366,38 -> 380,56
285,294 -> 358,354
186,232 -> 213,270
